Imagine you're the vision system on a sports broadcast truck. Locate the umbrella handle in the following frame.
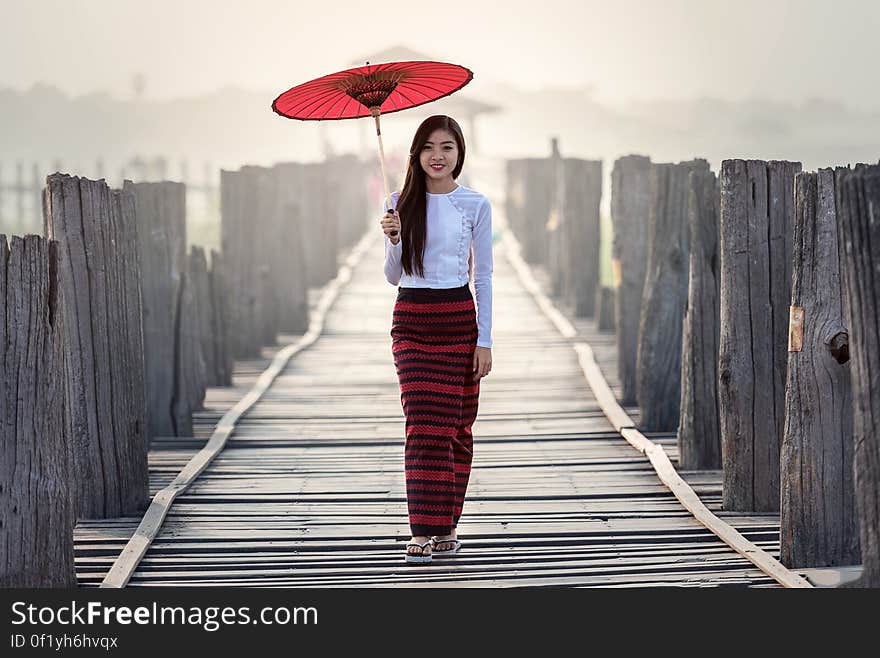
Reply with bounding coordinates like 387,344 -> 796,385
371,106 -> 398,238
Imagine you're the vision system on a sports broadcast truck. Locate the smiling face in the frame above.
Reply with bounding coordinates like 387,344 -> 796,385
419,128 -> 459,183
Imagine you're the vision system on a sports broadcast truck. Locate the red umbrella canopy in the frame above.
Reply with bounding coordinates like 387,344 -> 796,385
271,60 -> 473,120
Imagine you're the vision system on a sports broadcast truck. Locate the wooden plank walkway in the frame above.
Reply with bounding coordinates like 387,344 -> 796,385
74,220 -> 798,588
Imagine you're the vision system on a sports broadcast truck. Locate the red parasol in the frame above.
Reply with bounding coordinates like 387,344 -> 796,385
272,60 -> 474,236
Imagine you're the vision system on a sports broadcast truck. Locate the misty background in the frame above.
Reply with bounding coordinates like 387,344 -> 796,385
2,0 -> 879,247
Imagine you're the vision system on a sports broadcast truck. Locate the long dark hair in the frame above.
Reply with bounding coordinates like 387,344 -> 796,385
396,115 -> 466,277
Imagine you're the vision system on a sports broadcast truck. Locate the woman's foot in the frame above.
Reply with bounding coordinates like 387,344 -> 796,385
432,528 -> 458,552
407,535 -> 432,559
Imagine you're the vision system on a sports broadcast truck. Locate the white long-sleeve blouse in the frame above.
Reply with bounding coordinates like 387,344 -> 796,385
383,185 -> 494,348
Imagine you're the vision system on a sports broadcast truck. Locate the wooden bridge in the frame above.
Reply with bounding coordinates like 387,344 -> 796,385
73,212 -> 805,588
3,154 -> 878,589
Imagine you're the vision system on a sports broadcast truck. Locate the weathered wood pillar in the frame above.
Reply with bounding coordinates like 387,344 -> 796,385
302,162 -> 337,288
224,162 -> 316,355
835,163 -> 880,586
595,285 -> 616,332
554,157 -> 602,316
636,159 -> 708,431
349,156 -> 371,248
611,155 -> 652,405
240,165 -> 280,347
189,245 -> 215,387
0,234 -> 75,587
171,246 -> 208,436
780,168 -> 857,567
718,159 -> 801,512
505,159 -> 527,251
548,148 -> 565,296
324,156 -> 348,251
44,174 -> 149,518
279,200 -> 309,333
678,167 -> 722,469
515,157 -> 555,267
207,249 -> 233,386
127,180 -> 186,439
327,154 -> 370,250
221,168 -> 261,358
258,259 -> 277,347
112,184 -> 149,476
272,162 -> 310,334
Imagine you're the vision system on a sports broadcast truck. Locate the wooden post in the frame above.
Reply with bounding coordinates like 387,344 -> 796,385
835,163 -> 880,586
326,154 -> 370,251
636,159 -> 709,431
548,145 -> 565,297
258,261 -> 277,347
0,234 -> 75,587
301,163 -> 336,288
576,159 -> 603,317
127,181 -> 187,439
505,156 -> 553,266
111,184 -> 149,487
504,159 -> 526,251
281,198 -> 309,334
182,247 -> 209,409
221,168 -> 260,358
520,157 -> 556,267
190,245 -> 214,385
223,164 -> 304,357
554,157 -> 602,316
678,167 -> 722,469
172,247 -> 207,436
272,163 -> 309,334
718,159 -> 802,512
250,165 -> 280,346
221,168 -> 246,357
594,285 -> 616,332
208,249 -> 233,385
780,169 -> 857,568
44,174 -> 149,518
325,156 -> 347,251
611,155 -> 652,405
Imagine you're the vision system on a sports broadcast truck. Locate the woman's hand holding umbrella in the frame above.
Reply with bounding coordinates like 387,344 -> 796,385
380,209 -> 400,245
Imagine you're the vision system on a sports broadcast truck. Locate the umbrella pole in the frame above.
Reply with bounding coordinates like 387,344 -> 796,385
370,107 -> 397,235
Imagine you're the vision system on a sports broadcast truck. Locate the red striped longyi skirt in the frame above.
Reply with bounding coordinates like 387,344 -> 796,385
390,283 -> 480,537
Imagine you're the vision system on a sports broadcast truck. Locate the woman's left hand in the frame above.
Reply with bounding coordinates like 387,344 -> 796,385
473,346 -> 492,381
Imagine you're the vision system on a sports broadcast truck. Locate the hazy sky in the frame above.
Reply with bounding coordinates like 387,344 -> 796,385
2,0 -> 879,107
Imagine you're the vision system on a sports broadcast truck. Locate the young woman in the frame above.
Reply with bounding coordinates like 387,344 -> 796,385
379,115 -> 493,564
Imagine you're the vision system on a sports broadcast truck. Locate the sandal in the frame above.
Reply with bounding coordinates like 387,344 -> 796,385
404,539 -> 433,564
430,536 -> 462,557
